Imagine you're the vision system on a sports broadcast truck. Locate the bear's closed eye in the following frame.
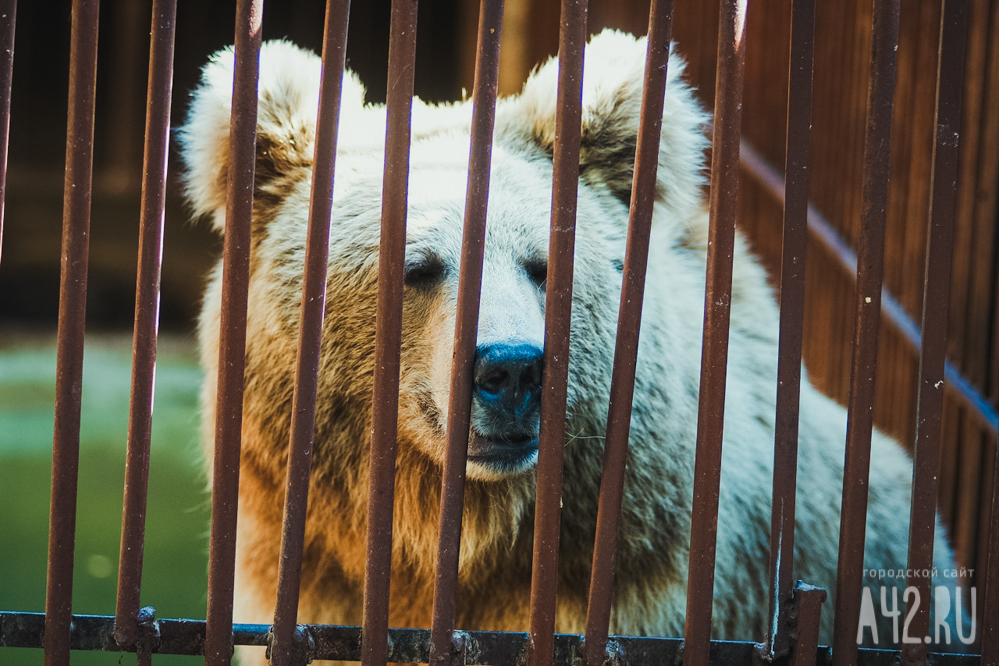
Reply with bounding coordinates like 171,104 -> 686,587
404,253 -> 446,289
524,258 -> 548,287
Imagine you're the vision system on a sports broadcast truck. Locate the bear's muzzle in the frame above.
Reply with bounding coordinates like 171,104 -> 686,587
466,342 -> 543,474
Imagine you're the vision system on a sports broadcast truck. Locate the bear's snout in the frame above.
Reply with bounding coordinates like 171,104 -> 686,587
466,343 -> 543,474
473,343 -> 543,417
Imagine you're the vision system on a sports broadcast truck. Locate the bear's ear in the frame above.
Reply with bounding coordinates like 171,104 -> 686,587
178,40 -> 366,233
505,29 -> 709,221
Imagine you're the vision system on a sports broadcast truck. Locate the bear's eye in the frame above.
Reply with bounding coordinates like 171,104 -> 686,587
404,254 -> 446,289
524,258 -> 548,287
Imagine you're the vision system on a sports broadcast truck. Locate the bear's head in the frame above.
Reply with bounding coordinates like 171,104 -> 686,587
179,30 -> 707,543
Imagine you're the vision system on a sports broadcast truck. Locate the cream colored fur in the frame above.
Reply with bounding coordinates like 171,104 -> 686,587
179,31 -> 968,665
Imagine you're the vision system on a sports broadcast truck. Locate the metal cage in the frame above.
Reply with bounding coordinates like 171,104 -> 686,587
0,0 -> 996,665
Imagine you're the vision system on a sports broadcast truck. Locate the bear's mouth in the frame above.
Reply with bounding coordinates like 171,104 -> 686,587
466,430 -> 539,474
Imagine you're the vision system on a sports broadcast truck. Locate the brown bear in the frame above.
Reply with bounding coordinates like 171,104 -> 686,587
180,30 -> 971,664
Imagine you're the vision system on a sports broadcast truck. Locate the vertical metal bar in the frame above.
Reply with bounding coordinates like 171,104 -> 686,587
681,1 -> 748,665
983,430 -> 999,663
428,0 -> 503,664
268,2 -> 350,666
527,1 -> 587,665
765,0 -> 815,658
204,0 -> 263,663
361,0 -> 418,664
113,0 -> 177,651
581,2 -> 673,665
901,2 -> 968,665
137,642 -> 152,666
830,0 -> 901,662
790,583 -> 827,666
0,0 -> 15,265
43,1 -> 99,664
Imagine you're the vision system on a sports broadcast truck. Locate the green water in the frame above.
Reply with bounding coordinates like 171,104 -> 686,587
0,334 -> 211,664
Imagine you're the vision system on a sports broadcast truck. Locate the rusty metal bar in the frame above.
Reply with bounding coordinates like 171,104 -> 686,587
2,610 -> 985,664
831,0 -> 901,662
268,2 -> 350,666
526,1 -> 588,665
361,0 -> 419,664
791,583 -> 827,666
0,0 -> 15,266
983,431 -> 999,663
113,0 -> 177,654
764,0 -> 815,659
428,0 -> 503,664
581,2 -> 673,664
43,0 -> 99,664
901,2 -> 969,664
203,0 -> 263,664
681,1 -> 748,664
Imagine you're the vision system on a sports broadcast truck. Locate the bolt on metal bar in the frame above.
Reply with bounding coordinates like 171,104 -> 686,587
361,0 -> 419,664
791,583 -> 827,666
830,0 -> 901,662
581,2 -> 673,665
901,3 -> 969,665
681,1 -> 748,665
983,431 -> 999,662
43,0 -> 99,664
526,1 -> 587,665
428,0 -> 503,664
204,0 -> 263,664
764,0 -> 815,659
0,0 -> 15,266
268,2 -> 350,666
113,0 -> 177,652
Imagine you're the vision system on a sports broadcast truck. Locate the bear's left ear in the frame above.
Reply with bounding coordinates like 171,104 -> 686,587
503,29 -> 709,221
178,40 -> 366,233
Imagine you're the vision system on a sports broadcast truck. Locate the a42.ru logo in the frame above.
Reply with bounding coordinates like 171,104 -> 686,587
857,585 -> 977,646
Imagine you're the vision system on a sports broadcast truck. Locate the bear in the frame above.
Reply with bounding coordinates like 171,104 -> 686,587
179,30 -> 970,664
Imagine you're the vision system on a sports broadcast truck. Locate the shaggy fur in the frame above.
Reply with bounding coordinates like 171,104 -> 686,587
180,32 -> 968,664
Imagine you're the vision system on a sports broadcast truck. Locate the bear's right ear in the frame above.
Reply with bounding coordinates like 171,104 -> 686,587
501,30 -> 709,223
178,40 -> 366,233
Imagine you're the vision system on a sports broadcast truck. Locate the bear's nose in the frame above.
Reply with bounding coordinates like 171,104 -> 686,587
473,343 -> 544,418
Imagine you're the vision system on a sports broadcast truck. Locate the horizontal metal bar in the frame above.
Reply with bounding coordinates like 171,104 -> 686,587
0,612 -> 983,665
